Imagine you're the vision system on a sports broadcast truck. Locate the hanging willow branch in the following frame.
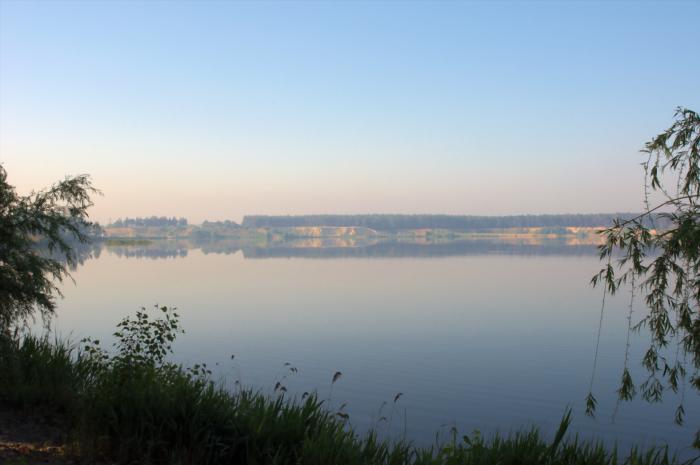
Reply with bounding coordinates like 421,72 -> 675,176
588,107 -> 700,447
0,165 -> 100,330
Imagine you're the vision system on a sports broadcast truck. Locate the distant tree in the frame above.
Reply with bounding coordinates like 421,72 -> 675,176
588,108 -> 700,446
241,213 -> 636,231
112,216 -> 188,228
0,165 -> 98,330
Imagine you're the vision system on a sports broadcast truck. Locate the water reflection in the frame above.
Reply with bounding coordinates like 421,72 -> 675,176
107,241 -> 190,259
242,239 -> 598,258
99,236 -> 601,260
51,239 -> 698,459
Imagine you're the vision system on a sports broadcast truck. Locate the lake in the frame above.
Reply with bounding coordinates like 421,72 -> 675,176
50,238 -> 698,457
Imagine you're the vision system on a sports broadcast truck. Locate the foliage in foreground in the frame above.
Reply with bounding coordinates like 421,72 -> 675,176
0,164 -> 99,330
588,108 -> 700,444
0,307 -> 694,465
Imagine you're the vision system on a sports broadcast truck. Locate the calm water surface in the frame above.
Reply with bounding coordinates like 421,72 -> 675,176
52,240 -> 698,457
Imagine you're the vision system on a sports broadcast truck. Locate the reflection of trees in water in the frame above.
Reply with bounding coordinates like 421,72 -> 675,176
106,242 -> 189,259
108,247 -> 188,259
38,239 -> 103,270
103,238 -> 243,258
242,239 -> 599,259
195,239 -> 242,255
69,237 -> 601,262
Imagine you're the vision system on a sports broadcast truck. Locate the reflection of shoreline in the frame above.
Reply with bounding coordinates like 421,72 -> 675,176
241,239 -> 598,259
99,236 -> 600,260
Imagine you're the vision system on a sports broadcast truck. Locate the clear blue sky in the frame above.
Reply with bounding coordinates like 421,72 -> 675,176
1,1 -> 698,223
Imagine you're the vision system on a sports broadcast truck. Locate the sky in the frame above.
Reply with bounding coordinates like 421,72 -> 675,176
1,1 -> 698,224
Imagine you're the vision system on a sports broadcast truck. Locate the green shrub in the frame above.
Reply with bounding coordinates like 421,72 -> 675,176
0,307 -> 692,465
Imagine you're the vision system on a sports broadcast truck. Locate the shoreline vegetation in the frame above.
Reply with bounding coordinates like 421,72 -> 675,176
99,213 -> 642,246
64,213 -> 650,262
0,307 -> 693,465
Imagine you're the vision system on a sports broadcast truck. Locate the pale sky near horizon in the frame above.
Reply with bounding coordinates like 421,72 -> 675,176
1,1 -> 698,224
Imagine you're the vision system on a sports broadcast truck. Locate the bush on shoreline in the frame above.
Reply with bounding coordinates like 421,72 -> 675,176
0,307 -> 692,465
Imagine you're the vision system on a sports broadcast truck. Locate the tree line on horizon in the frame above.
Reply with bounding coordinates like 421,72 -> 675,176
110,216 -> 188,228
106,214 -> 670,232
240,213 -> 648,231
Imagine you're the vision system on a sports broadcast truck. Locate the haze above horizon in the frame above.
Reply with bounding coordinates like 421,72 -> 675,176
1,1 -> 698,224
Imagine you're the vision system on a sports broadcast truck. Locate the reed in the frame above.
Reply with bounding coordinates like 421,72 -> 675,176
0,307 -> 693,465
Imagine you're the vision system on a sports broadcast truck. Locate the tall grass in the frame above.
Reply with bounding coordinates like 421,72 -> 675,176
0,330 -> 82,412
0,307 -> 695,465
